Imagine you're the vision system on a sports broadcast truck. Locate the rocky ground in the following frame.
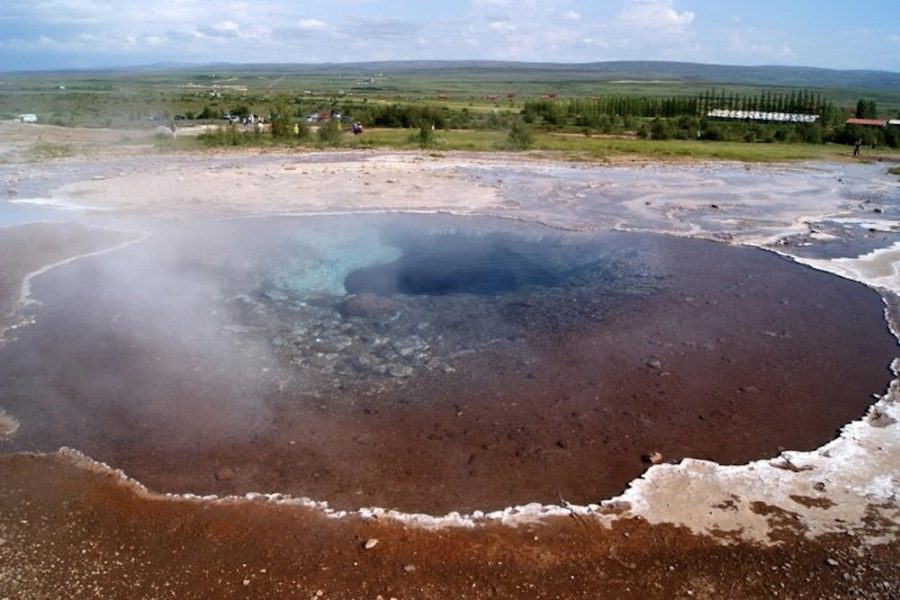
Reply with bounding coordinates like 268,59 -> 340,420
0,137 -> 898,598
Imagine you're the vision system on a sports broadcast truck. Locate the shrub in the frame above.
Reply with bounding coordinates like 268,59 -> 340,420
198,124 -> 250,146
649,118 -> 672,140
317,119 -> 342,145
503,122 -> 534,150
409,122 -> 436,147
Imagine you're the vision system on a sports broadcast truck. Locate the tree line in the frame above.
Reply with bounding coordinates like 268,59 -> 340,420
523,89 -> 842,126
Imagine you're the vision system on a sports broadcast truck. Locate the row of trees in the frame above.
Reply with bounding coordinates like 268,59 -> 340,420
634,115 -> 899,148
191,87 -> 898,150
523,89 -> 846,127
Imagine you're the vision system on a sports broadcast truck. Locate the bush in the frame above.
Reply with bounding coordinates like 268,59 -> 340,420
317,119 -> 342,145
700,125 -> 723,141
198,124 -> 251,147
503,122 -> 534,150
269,106 -> 295,140
409,122 -> 436,147
649,118 -> 672,140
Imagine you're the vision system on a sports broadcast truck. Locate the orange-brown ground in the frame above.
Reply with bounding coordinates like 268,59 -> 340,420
1,453 -> 898,599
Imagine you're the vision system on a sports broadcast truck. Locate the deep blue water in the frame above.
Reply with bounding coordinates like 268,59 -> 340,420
344,229 -> 600,296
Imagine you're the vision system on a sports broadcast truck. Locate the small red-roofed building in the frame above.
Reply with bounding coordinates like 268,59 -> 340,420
845,118 -> 887,127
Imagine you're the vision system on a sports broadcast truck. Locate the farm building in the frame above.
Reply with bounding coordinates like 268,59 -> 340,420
845,118 -> 887,127
17,113 -> 38,123
707,109 -> 818,123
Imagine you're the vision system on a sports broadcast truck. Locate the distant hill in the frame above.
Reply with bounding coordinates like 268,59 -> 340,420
148,60 -> 900,92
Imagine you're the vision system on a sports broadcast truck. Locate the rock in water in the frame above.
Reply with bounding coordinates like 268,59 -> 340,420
340,294 -> 401,319
0,410 -> 20,441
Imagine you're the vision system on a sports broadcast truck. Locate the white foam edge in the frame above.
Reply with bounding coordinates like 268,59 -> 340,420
50,368 -> 898,542
9,196 -> 109,211
17,228 -> 149,307
822,217 -> 900,233
794,240 -> 900,296
54,447 -> 598,529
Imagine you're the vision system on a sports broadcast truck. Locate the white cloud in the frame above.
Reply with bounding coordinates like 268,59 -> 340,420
1,0 -> 893,71
616,0 -> 695,34
470,0 -> 516,8
729,32 -> 796,60
488,20 -> 516,33
296,19 -> 327,31
212,21 -> 240,35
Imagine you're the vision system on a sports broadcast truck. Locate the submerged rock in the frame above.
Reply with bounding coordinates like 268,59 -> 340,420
0,410 -> 20,441
214,467 -> 236,481
340,294 -> 401,319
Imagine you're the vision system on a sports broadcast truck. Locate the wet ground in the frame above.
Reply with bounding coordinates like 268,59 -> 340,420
1,155 -> 899,598
2,452 -> 899,600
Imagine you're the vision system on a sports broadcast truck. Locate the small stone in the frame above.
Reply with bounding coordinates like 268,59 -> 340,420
315,591 -> 324,598
826,558 -> 839,567
645,358 -> 662,370
242,579 -> 251,586
364,538 -> 379,550
340,294 -> 400,319
813,482 -> 826,492
403,564 -> 417,573
645,451 -> 664,465
215,467 -> 235,481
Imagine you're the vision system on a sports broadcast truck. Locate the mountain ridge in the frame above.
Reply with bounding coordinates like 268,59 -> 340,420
6,60 -> 900,91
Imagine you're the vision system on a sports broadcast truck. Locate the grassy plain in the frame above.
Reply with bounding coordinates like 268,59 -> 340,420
3,63 -> 900,164
158,125 -> 881,164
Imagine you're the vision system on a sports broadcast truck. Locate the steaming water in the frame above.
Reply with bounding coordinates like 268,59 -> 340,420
0,199 -> 75,228
0,213 -> 896,511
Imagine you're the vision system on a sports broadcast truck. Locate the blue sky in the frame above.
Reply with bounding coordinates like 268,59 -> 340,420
1,0 -> 898,72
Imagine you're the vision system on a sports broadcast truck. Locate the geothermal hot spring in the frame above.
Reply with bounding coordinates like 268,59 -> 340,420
0,213 -> 896,514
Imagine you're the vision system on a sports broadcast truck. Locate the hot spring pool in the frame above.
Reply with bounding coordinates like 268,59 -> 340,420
0,213 -> 895,512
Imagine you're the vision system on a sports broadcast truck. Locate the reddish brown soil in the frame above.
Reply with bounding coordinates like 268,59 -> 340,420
1,453 -> 898,599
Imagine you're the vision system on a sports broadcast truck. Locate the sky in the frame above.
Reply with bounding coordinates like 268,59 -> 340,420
1,0 -> 898,72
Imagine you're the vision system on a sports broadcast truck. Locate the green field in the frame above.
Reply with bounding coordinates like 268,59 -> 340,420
3,62 -> 900,127
3,61 -> 900,163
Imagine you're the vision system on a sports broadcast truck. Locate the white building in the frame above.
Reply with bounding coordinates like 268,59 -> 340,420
707,109 -> 818,123
18,113 -> 38,123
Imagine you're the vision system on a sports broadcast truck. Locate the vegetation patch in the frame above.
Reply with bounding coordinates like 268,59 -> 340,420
26,142 -> 74,161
